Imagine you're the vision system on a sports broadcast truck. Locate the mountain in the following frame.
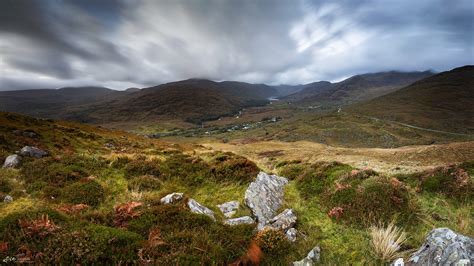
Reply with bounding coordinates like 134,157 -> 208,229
349,66 -> 474,134
0,86 -> 124,117
0,79 -> 277,124
283,71 -> 434,106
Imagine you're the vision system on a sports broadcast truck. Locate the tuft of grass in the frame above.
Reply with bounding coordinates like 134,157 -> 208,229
369,222 -> 407,262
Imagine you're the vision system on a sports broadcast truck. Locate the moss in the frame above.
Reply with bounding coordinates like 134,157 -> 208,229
62,180 -> 105,207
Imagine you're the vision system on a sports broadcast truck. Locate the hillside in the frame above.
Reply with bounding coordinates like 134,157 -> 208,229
349,66 -> 474,134
0,87 -> 124,118
0,80 -> 277,125
0,111 -> 472,264
283,71 -> 433,106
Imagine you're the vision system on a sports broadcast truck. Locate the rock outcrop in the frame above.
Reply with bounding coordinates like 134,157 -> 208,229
408,228 -> 473,265
19,146 -> 48,158
160,192 -> 184,204
224,216 -> 255,226
2,154 -> 21,168
217,200 -> 239,218
187,199 -> 216,221
293,246 -> 321,266
244,172 -> 288,228
267,208 -> 297,231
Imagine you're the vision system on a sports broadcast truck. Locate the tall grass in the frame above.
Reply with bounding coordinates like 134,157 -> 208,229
369,222 -> 407,262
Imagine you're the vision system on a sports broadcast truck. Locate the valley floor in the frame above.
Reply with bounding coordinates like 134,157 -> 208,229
199,140 -> 474,175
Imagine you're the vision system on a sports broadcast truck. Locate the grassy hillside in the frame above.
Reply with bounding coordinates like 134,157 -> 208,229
0,112 -> 472,264
349,66 -> 474,134
283,71 -> 433,106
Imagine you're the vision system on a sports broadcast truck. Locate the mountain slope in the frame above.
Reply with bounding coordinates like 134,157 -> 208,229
0,86 -> 124,117
283,71 -> 433,106
55,79 -> 277,124
349,66 -> 474,134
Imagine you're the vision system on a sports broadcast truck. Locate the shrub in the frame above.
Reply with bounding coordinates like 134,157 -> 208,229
295,161 -> 353,198
369,222 -> 407,262
210,152 -> 259,183
159,153 -> 211,185
254,228 -> 290,256
128,175 -> 162,191
418,164 -> 473,201
61,180 -> 105,207
0,176 -> 13,193
128,204 -> 254,264
123,157 -> 161,178
326,176 -> 417,225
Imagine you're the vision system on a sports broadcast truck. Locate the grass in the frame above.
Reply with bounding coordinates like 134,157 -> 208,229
0,112 -> 472,264
369,222 -> 407,262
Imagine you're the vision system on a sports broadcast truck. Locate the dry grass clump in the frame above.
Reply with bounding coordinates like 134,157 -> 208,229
369,222 -> 407,262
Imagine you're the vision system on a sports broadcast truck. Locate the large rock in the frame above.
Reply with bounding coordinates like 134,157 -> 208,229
2,155 -> 21,168
408,228 -> 473,265
267,208 -> 297,231
217,200 -> 239,218
187,199 -> 216,221
293,246 -> 321,266
160,192 -> 184,204
19,146 -> 48,158
244,172 -> 288,228
224,216 -> 255,226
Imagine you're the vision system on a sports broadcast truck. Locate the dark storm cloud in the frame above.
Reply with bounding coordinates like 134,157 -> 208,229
0,0 -> 472,90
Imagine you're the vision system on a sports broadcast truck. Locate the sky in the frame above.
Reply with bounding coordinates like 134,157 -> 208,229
0,0 -> 473,91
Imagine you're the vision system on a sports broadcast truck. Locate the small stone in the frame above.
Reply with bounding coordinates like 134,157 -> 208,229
286,228 -> 297,242
217,200 -> 239,218
293,246 -> 321,266
391,258 -> 404,266
2,155 -> 21,168
224,216 -> 255,226
160,192 -> 184,204
267,208 -> 297,231
187,199 -> 215,221
4,195 -> 13,203
19,146 -> 48,158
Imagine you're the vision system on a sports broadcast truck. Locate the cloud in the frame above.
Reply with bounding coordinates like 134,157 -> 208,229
0,0 -> 472,90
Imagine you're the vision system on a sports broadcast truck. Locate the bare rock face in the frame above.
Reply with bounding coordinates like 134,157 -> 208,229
224,216 -> 255,226
160,192 -> 184,204
187,199 -> 216,221
293,246 -> 321,266
217,200 -> 239,218
2,154 -> 21,168
19,146 -> 48,158
244,172 -> 288,228
408,228 -> 473,265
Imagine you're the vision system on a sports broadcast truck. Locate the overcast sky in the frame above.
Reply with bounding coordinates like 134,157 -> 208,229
0,0 -> 473,91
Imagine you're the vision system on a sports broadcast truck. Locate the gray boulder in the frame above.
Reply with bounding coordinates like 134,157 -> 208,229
4,195 -> 13,203
268,208 -> 297,231
19,146 -> 48,158
160,192 -> 184,204
3,154 -> 21,168
244,172 -> 288,229
408,228 -> 473,265
224,216 -> 255,226
286,228 -> 298,242
293,246 -> 321,266
217,200 -> 240,218
187,199 -> 216,221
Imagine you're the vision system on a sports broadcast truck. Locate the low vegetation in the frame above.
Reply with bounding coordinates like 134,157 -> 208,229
0,112 -> 472,264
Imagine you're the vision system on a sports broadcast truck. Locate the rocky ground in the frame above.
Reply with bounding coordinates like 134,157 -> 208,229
0,112 -> 472,264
